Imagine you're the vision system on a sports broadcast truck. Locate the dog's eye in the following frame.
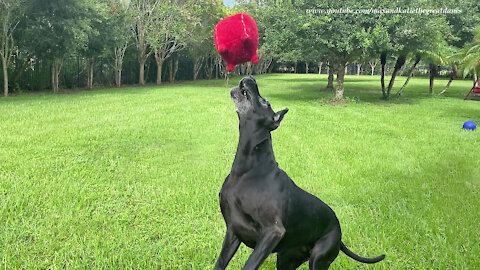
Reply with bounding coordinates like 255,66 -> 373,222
241,89 -> 247,96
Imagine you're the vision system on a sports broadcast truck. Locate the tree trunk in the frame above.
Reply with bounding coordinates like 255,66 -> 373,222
429,63 -> 437,95
247,62 -> 253,75
239,63 -> 246,76
169,57 -> 174,82
51,58 -> 62,93
214,58 -> 218,79
87,58 -> 94,90
156,58 -> 164,85
209,57 -> 218,80
398,65 -> 406,76
13,57 -> 31,87
396,55 -> 421,96
370,63 -> 376,76
114,44 -> 127,88
268,61 -> 274,73
294,61 -> 297,73
139,57 -> 145,85
356,63 -> 362,75
51,64 -> 55,93
2,57 -> 8,97
193,57 -> 203,80
305,62 -> 309,74
380,52 -> 387,98
386,55 -> 406,98
318,62 -> 323,74
439,67 -> 457,95
172,55 -> 178,82
327,64 -> 334,90
135,18 -> 150,86
55,68 -> 59,93
262,58 -> 273,74
335,61 -> 346,100
158,60 -> 163,84
225,71 -> 230,88
115,68 -> 122,87
344,64 -> 348,75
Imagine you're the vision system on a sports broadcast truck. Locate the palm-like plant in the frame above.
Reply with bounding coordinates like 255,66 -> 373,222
396,43 -> 453,96
450,26 -> 480,85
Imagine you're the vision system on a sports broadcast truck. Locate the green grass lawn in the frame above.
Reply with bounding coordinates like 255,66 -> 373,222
1,74 -> 479,269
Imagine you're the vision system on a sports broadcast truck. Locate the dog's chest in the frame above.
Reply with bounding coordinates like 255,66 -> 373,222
219,182 -> 263,247
219,175 -> 285,244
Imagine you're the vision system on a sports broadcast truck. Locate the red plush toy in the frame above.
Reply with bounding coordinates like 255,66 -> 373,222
214,13 -> 259,72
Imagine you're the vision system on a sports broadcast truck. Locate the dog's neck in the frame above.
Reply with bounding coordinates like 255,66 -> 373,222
231,118 -> 278,177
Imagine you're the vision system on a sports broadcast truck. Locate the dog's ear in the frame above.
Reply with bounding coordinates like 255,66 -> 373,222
271,108 -> 288,130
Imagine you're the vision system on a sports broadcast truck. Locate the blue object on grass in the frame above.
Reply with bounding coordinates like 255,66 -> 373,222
463,121 -> 477,131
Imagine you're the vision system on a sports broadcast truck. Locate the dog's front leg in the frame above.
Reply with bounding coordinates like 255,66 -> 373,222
243,225 -> 286,270
214,228 -> 241,270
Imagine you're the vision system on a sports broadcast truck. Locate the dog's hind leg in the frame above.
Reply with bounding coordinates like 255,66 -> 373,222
308,231 -> 341,270
276,248 -> 309,270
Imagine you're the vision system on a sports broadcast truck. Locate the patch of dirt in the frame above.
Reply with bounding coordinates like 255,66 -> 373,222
329,99 -> 347,106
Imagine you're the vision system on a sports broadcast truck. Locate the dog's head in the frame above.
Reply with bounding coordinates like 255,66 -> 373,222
230,76 -> 288,131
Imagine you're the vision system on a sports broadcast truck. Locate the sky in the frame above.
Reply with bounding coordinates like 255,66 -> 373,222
224,0 -> 235,7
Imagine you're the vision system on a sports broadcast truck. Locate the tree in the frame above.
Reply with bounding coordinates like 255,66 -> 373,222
355,62 -> 362,75
299,19 -> 331,86
451,26 -> 480,86
25,0 -> 91,93
99,0 -> 134,88
396,16 -> 449,96
326,61 -> 335,90
260,4 -> 334,90
0,0 -> 24,97
130,0 -> 156,85
368,59 -> 378,76
395,54 -> 421,96
186,0 -> 222,80
108,0 -> 132,88
307,0 -> 371,100
438,63 -> 457,95
441,0 -> 480,88
244,2 -> 275,75
441,0 -> 480,49
146,0 -> 191,85
81,2 -> 112,90
260,5 -> 303,72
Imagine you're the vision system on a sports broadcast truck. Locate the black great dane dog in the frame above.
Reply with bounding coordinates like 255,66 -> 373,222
214,76 -> 385,270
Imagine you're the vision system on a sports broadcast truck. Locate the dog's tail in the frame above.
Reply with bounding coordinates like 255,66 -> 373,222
340,242 -> 385,264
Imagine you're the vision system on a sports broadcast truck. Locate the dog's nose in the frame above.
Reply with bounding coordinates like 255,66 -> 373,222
230,87 -> 237,99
